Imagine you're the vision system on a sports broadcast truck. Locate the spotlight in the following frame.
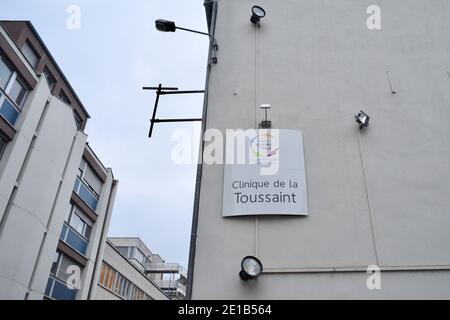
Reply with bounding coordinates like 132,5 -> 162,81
355,110 -> 370,129
239,256 -> 263,281
250,6 -> 266,24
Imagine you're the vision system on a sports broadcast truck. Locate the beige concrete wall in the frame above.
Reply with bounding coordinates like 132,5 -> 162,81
0,26 -> 117,300
192,0 -> 450,299
95,285 -> 121,300
95,241 -> 168,300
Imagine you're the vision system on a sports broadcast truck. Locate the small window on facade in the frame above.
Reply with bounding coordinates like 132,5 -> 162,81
78,158 -> 86,178
66,204 -> 93,240
0,52 -> 13,90
56,253 -> 80,283
8,77 -> 28,109
83,164 -> 103,196
73,111 -> 82,130
22,41 -> 39,68
43,66 -> 56,91
99,263 -> 106,284
0,137 -> 7,160
59,89 -> 71,105
50,251 -> 60,275
0,52 -> 29,126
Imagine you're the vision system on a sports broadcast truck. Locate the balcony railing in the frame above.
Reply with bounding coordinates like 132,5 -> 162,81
60,223 -> 88,255
144,263 -> 187,278
73,177 -> 98,211
153,279 -> 186,296
45,276 -> 77,300
0,90 -> 20,126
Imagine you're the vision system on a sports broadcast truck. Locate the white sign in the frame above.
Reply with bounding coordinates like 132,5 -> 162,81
223,129 -> 308,217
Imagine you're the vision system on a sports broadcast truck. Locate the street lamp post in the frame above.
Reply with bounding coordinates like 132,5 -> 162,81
155,19 -> 218,63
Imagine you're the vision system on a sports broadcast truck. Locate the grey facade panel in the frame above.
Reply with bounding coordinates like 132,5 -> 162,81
191,0 -> 450,299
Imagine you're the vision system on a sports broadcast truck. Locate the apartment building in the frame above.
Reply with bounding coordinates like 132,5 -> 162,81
188,0 -> 450,299
95,239 -> 168,300
0,21 -> 118,300
108,237 -> 187,300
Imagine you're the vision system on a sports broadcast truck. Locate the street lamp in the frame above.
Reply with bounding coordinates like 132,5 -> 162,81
155,19 -> 219,59
239,256 -> 263,281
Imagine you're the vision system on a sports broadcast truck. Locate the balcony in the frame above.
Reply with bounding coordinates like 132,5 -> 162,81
45,276 -> 77,300
73,177 -> 98,211
153,279 -> 186,296
0,90 -> 20,126
144,263 -> 187,278
60,223 -> 88,255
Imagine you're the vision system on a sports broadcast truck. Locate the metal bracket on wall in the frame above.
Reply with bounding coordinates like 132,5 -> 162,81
143,84 -> 204,138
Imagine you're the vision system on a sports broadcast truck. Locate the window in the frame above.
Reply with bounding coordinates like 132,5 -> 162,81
83,164 -> 102,196
50,251 -> 60,275
22,41 -> 39,68
103,265 -> 111,288
74,159 -> 103,211
73,111 -> 82,130
70,213 -> 84,234
78,158 -> 86,178
45,251 -> 81,300
0,53 -> 13,89
8,77 -> 27,108
98,262 -> 149,300
60,205 -> 93,255
50,251 -> 82,283
43,66 -> 56,91
106,268 -> 117,290
60,224 -> 88,255
133,248 -> 149,267
59,89 -> 71,105
70,212 -> 91,239
0,137 -> 7,160
115,246 -> 130,257
0,51 -> 29,126
66,205 -> 93,240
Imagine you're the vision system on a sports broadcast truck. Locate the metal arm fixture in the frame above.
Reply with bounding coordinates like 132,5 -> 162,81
144,84 -> 204,138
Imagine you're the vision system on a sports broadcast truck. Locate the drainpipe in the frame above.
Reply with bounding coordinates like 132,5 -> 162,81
186,0 -> 218,300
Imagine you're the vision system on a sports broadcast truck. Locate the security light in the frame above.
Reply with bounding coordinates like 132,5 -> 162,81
250,6 -> 266,24
355,110 -> 370,129
239,256 -> 263,281
155,19 -> 176,32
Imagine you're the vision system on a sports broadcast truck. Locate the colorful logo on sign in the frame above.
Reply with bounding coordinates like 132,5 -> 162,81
249,132 -> 279,160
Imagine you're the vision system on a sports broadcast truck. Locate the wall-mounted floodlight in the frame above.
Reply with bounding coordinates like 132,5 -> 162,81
155,19 -> 219,62
250,6 -> 266,24
355,110 -> 370,129
239,256 -> 263,281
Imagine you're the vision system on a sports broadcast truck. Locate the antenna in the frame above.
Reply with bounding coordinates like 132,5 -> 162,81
259,104 -> 272,128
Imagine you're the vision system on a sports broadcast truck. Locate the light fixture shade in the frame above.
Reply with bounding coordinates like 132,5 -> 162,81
239,256 -> 263,280
155,19 -> 176,32
250,5 -> 266,24
355,110 -> 370,129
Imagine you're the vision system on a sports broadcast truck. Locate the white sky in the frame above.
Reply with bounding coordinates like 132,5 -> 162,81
0,0 -> 209,267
